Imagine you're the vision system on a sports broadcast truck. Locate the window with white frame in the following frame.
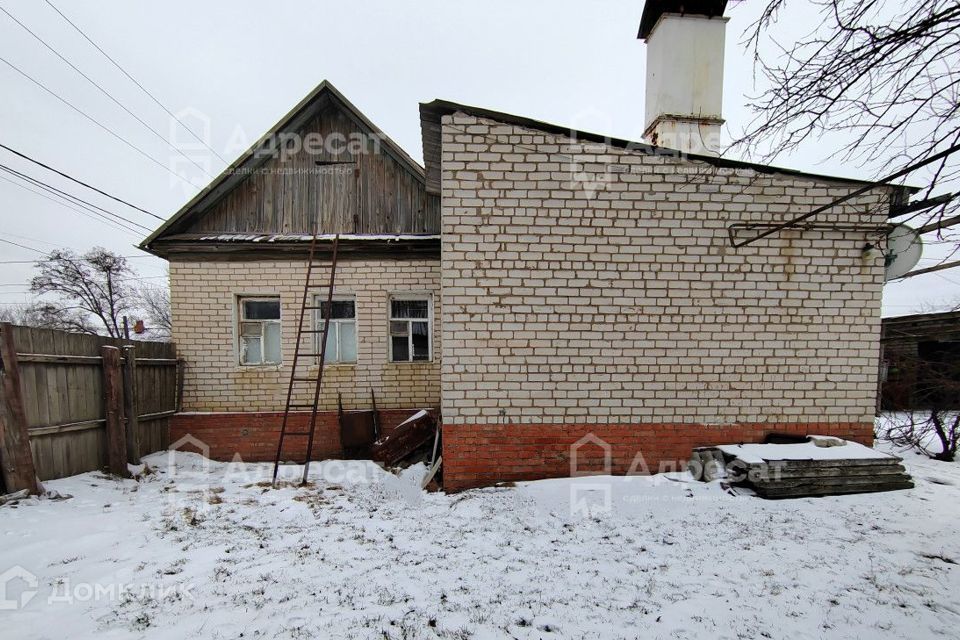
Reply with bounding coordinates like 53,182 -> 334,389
389,295 -> 431,362
238,297 -> 281,365
315,296 -> 357,364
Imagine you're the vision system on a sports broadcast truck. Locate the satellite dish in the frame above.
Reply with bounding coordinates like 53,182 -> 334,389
884,224 -> 923,281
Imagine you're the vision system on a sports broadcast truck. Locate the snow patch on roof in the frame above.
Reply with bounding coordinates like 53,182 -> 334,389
197,233 -> 440,243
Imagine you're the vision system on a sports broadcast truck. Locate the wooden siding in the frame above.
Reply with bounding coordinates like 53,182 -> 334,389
881,311 -> 960,410
182,102 -> 439,237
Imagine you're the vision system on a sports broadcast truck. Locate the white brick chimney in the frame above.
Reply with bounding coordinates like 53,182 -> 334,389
639,1 -> 728,156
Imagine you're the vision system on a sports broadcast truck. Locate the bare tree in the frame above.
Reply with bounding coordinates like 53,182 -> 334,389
0,302 -> 95,333
880,348 -> 960,461
30,248 -> 136,338
136,281 -> 172,339
735,0 -> 960,256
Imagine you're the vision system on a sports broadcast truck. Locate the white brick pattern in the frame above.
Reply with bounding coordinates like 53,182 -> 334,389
440,114 -> 890,425
170,259 -> 440,412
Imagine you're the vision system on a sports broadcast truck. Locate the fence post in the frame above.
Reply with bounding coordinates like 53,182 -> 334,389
0,323 -> 41,495
176,358 -> 185,412
121,345 -> 141,465
101,346 -> 129,477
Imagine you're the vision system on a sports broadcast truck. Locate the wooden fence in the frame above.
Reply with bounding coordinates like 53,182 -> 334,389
0,323 -> 180,491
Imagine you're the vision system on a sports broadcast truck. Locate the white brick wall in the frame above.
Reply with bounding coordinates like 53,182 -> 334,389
170,259 -> 440,412
440,114 -> 890,425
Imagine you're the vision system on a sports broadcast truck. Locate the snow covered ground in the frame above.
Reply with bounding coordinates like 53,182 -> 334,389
2,438 -> 959,639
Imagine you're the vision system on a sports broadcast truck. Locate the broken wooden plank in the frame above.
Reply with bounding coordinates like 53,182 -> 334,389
370,410 -> 436,466
422,455 -> 442,489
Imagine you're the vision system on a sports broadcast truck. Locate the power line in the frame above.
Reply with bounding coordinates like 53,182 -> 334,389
0,274 -> 168,288
0,143 -> 163,220
733,142 -> 960,248
0,163 -> 151,232
0,162 -> 152,232
0,166 -> 147,234
1,231 -> 63,247
0,236 -> 44,254
0,255 -> 157,264
42,0 -> 228,166
0,5 -> 213,179
0,54 -> 204,189
0,172 -> 142,236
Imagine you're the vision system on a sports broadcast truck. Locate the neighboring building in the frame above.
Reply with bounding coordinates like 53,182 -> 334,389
881,311 -> 960,410
143,1 -> 911,489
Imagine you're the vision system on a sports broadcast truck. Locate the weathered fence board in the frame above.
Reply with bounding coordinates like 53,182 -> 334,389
0,326 -> 41,494
0,324 -> 179,487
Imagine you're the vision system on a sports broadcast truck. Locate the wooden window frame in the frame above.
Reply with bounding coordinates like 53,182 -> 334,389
237,296 -> 282,366
314,295 -> 357,365
388,293 -> 432,363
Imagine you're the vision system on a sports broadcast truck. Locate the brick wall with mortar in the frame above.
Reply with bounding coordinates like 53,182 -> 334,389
170,408 -> 435,462
439,113 -> 891,489
170,259 -> 441,461
169,258 -> 440,414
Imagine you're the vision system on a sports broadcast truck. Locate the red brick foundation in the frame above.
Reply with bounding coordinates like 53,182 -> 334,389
171,414 -> 875,491
170,409 -> 432,462
441,421 -> 875,491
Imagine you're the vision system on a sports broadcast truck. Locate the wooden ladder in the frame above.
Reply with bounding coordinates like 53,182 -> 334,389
272,232 -> 340,485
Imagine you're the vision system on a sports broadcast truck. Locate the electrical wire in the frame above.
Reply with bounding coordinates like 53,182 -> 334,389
0,54 -> 204,189
0,167 -> 147,234
0,255 -> 156,264
0,143 -> 163,220
0,236 -> 44,253
0,172 -> 143,236
0,162 -> 152,232
0,5 -> 213,178
0,274 -> 168,288
43,0 -> 228,165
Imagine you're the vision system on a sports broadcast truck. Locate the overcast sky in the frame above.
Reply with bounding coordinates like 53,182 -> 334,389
0,0 -> 955,317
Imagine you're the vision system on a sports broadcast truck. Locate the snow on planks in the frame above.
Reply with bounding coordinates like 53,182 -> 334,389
370,410 -> 437,467
692,437 -> 915,499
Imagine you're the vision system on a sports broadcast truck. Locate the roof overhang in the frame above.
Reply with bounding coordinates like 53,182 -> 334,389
148,233 -> 440,261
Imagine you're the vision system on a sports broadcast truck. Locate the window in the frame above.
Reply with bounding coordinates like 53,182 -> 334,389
389,296 -> 431,362
315,296 -> 357,364
238,297 -> 281,365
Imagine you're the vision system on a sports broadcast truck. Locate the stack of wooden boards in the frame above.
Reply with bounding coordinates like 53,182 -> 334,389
692,436 -> 914,499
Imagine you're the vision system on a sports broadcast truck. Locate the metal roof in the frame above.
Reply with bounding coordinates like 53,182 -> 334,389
418,98 -> 914,198
637,0 -> 729,40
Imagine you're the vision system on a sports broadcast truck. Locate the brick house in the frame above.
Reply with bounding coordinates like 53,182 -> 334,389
143,2 -> 910,489
141,81 -> 443,461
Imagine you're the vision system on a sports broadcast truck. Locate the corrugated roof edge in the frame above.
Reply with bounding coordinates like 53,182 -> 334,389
419,98 -> 919,199
140,80 -> 427,256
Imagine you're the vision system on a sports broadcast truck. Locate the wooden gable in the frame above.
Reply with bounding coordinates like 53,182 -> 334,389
142,82 -> 439,258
